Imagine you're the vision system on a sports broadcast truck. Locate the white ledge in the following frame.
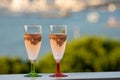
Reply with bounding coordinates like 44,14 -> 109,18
0,72 -> 120,80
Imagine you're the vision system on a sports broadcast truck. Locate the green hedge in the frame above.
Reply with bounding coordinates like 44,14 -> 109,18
37,36 -> 120,73
0,36 -> 120,74
0,57 -> 28,74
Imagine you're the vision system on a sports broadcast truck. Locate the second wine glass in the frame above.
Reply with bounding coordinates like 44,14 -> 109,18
24,25 -> 42,77
49,25 -> 67,77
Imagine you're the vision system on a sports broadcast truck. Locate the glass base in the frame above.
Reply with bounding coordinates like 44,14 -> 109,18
24,73 -> 42,77
50,73 -> 67,77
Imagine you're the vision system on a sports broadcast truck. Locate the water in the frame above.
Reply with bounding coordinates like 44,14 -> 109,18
0,10 -> 120,60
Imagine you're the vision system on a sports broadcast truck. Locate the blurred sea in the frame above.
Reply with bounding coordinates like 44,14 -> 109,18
0,10 -> 120,60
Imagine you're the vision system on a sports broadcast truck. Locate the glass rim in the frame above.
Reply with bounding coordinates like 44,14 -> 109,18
24,24 -> 42,34
24,24 -> 42,28
50,25 -> 67,27
49,25 -> 67,34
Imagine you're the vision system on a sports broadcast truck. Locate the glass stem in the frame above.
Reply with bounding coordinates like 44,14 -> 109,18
56,62 -> 60,74
31,61 -> 35,74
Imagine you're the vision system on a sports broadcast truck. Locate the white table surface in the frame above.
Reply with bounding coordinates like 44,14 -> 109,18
0,72 -> 120,80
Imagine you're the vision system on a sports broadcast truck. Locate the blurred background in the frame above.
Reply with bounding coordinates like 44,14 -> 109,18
0,0 -> 120,74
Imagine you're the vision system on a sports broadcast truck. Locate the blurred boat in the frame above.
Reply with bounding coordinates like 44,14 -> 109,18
107,16 -> 120,27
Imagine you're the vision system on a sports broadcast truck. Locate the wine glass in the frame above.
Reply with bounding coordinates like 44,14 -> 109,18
49,25 -> 67,77
24,25 -> 42,77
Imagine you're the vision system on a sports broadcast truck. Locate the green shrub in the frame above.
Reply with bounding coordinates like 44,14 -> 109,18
0,57 -> 29,74
37,36 -> 120,72
0,36 -> 120,74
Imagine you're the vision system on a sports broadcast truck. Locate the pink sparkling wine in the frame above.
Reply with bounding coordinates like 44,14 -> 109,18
24,33 -> 41,61
50,33 -> 67,62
